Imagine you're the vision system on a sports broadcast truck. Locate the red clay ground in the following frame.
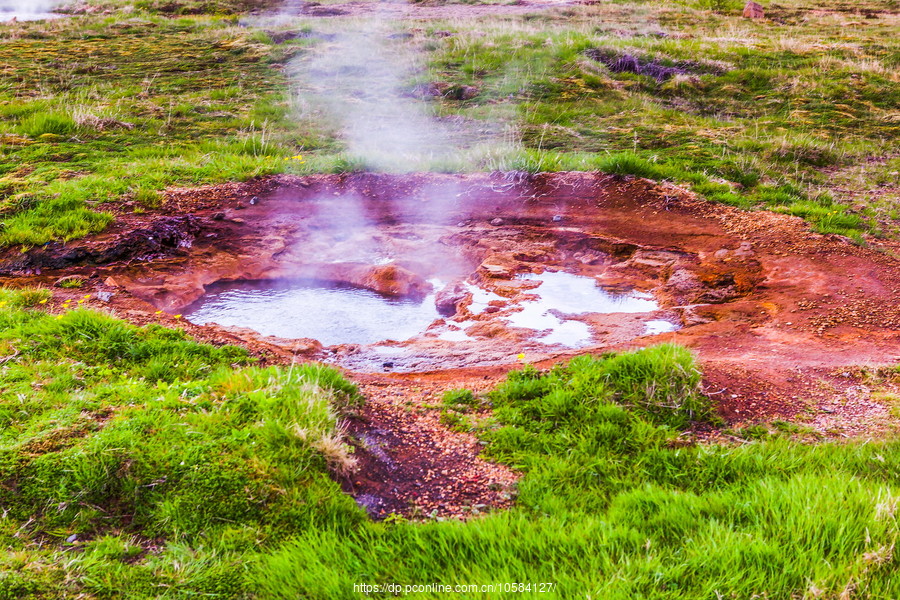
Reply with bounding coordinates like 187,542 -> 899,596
3,171 -> 900,517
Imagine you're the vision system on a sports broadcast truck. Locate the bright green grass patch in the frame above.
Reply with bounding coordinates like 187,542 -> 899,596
0,288 -> 362,597
3,289 -> 900,598
253,346 -> 900,599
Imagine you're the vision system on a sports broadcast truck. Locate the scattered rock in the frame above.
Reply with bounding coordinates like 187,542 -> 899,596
444,85 -> 479,101
666,268 -> 704,302
265,336 -> 323,355
628,249 -> 681,269
479,254 -> 520,278
743,1 -> 764,19
97,291 -> 115,302
675,305 -> 716,327
434,282 -> 468,317
698,285 -> 742,303
360,264 -> 433,298
409,82 -> 479,100
490,218 -> 504,226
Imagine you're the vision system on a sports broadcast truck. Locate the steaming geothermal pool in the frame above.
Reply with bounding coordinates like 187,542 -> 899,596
184,272 -> 678,349
184,279 -> 441,346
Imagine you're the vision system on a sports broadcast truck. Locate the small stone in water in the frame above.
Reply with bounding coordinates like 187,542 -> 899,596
490,218 -> 504,226
552,214 -> 563,222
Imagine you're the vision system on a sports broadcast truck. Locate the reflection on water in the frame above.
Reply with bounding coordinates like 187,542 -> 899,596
184,279 -> 439,346
505,271 -> 663,347
184,272 -> 680,350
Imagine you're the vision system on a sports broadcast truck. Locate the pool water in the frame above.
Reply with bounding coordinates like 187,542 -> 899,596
504,271 -> 664,347
184,279 -> 440,346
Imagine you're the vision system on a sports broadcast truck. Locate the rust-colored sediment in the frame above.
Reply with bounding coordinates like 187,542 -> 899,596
3,172 -> 899,517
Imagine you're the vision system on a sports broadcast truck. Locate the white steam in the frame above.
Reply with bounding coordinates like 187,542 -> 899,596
0,0 -> 60,14
277,3 -> 502,281
287,11 -> 507,172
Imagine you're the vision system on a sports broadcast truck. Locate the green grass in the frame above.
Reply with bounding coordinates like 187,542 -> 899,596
3,2 -> 900,595
0,14 -> 310,247
0,288 -> 362,597
3,288 -> 899,598
253,345 -> 900,599
3,1 -> 898,245
414,2 -> 900,239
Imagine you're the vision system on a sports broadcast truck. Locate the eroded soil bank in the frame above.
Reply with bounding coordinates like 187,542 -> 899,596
4,171 -> 900,516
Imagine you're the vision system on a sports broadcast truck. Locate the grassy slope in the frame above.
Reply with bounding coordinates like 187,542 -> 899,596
0,288 -> 363,598
2,288 -> 899,598
1,0 -> 898,246
418,0 -> 899,239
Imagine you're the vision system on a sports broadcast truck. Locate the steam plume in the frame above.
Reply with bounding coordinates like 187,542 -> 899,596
287,11 -> 497,172
0,0 -> 59,13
